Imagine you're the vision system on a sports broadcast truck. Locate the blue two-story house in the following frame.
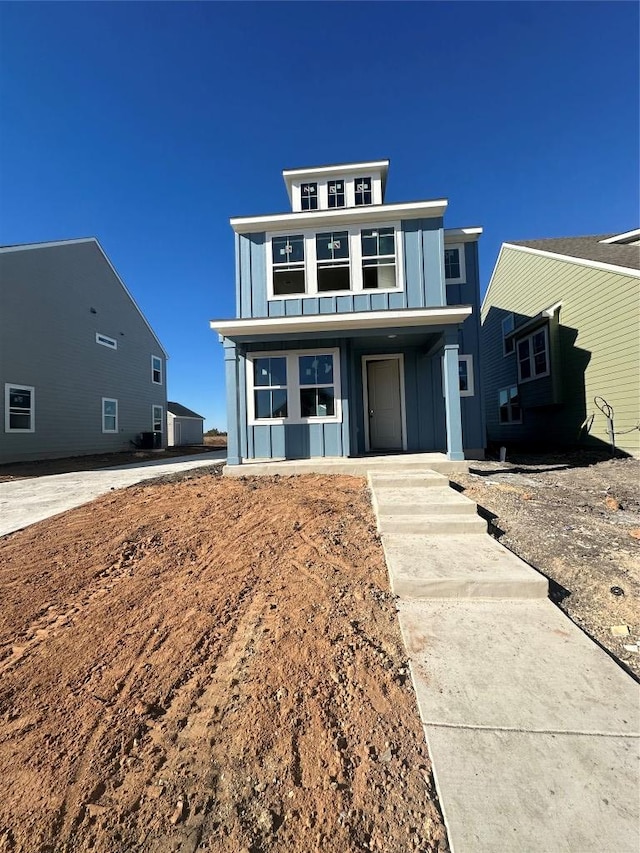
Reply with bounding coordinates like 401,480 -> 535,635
211,160 -> 485,466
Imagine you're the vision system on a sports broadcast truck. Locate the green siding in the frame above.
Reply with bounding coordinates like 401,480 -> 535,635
482,247 -> 640,456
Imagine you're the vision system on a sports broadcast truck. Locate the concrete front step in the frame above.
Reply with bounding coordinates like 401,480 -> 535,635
368,470 -> 450,489
374,487 -> 478,516
378,514 -> 487,535
383,534 -> 549,599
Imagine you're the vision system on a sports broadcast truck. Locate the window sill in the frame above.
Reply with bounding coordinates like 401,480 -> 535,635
250,416 -> 342,427
445,278 -> 467,286
268,288 -> 403,301
518,370 -> 550,385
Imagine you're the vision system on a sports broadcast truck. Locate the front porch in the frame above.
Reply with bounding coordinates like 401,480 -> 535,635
222,451 -> 467,477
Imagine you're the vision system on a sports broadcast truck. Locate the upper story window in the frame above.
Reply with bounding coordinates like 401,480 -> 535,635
362,227 -> 396,290
316,231 -> 350,292
354,177 -> 372,206
328,180 -> 345,208
502,313 -> 515,355
272,234 -> 306,295
266,223 -> 402,299
300,182 -> 318,211
5,383 -> 35,432
151,355 -> 163,385
517,327 -> 549,383
444,243 -> 466,285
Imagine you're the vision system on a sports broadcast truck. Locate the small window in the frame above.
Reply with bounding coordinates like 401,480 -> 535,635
298,353 -> 336,417
499,386 -> 522,424
152,405 -> 163,432
458,355 -> 474,397
517,327 -> 549,383
5,384 -> 35,432
328,179 -> 345,208
152,356 -> 163,385
316,231 -> 350,292
96,333 -> 117,350
253,356 -> 288,419
502,314 -> 515,355
102,398 -> 118,433
444,243 -> 466,284
354,177 -> 372,206
272,234 -> 306,295
361,227 -> 397,289
300,182 -> 318,211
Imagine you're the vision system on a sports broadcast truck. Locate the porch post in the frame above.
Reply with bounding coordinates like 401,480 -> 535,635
442,334 -> 464,461
223,338 -> 242,466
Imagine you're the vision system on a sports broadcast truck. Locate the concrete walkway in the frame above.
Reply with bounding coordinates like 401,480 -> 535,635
368,468 -> 640,853
0,451 -> 226,537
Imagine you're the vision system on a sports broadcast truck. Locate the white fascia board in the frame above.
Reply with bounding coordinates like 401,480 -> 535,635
230,199 -> 448,234
599,229 -> 640,244
282,161 -> 390,201
210,306 -> 472,338
501,243 -> 640,278
0,237 -> 97,253
444,227 -> 483,243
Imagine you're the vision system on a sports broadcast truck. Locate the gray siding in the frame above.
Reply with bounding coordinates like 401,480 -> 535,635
0,241 -> 167,463
481,247 -> 640,455
168,414 -> 203,446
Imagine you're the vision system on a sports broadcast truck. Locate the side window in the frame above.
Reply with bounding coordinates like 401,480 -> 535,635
499,386 -> 521,423
253,356 -> 288,420
5,384 -> 35,432
517,327 -> 550,382
502,314 -> 515,355
354,177 -> 372,206
271,234 -> 306,296
152,356 -> 163,385
458,355 -> 474,397
102,398 -> 118,433
152,405 -> 163,432
444,244 -> 466,284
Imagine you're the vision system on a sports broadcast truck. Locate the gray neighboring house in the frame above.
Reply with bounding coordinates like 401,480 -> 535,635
167,402 -> 205,446
0,238 -> 168,464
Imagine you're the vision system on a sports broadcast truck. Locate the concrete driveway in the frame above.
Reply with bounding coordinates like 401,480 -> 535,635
0,451 -> 226,537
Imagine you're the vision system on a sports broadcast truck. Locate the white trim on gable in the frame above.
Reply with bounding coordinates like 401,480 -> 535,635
599,229 -> 640,244
501,243 -> 640,278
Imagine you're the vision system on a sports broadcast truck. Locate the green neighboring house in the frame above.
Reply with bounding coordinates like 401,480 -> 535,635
481,230 -> 640,457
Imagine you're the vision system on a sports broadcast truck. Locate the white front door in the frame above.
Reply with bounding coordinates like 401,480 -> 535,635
366,357 -> 404,451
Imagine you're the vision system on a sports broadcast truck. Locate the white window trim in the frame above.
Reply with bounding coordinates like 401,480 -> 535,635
266,221 -> 404,301
444,242 -> 466,285
517,325 -> 550,384
247,347 -> 342,426
459,354 -> 475,397
102,398 -> 118,434
4,383 -> 35,433
441,354 -> 475,398
362,354 -> 408,453
502,314 -> 515,356
96,333 -> 117,350
152,404 -> 164,433
498,385 -> 522,424
151,355 -> 163,385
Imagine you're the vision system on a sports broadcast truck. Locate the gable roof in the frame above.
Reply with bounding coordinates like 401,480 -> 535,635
508,234 -> 640,272
0,237 -> 169,357
168,402 -> 205,419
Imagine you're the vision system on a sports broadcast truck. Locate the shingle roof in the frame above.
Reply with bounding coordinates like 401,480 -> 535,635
168,402 -> 205,419
509,234 -> 640,272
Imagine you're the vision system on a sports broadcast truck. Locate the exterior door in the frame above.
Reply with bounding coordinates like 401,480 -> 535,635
174,421 -> 182,446
366,358 -> 403,451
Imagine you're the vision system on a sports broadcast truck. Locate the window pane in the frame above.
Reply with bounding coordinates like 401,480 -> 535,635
9,389 -> 31,409
255,389 -> 288,419
533,331 -> 546,353
9,413 -> 30,430
534,352 -> 547,374
272,235 -> 304,265
273,269 -> 305,295
445,249 -> 460,279
300,387 -> 335,418
499,406 -> 509,424
272,388 -> 288,418
520,358 -> 531,380
363,263 -> 396,289
104,400 -> 116,416
316,231 -> 349,261
328,180 -> 345,208
459,359 -> 469,392
379,229 -> 395,255
355,177 -> 372,205
499,389 -> 509,407
317,266 -> 350,291
299,354 -> 334,385
254,357 -> 286,387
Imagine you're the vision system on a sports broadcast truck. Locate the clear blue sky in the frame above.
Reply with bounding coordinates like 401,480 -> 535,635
1,1 -> 638,430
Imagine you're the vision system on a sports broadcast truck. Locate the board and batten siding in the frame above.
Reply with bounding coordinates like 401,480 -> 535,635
235,218 -> 448,319
0,241 -> 167,463
482,246 -> 640,456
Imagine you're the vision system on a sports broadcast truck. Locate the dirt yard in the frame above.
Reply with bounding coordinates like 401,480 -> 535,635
0,471 -> 447,853
451,452 -> 640,678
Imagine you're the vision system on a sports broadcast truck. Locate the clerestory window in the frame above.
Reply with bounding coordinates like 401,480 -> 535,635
300,182 -> 318,211
328,179 -> 345,208
354,177 -> 372,206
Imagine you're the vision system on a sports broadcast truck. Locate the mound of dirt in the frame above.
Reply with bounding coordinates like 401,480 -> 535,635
0,473 -> 448,853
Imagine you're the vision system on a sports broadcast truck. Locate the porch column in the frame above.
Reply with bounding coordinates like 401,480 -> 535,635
442,335 -> 464,461
223,338 -> 242,466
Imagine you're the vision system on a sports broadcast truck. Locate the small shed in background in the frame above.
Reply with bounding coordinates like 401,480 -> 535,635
167,402 -> 205,446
